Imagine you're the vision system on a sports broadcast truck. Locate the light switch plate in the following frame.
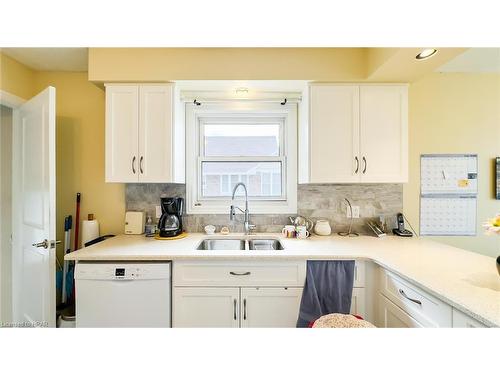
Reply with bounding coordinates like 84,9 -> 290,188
155,205 -> 162,219
347,205 -> 360,218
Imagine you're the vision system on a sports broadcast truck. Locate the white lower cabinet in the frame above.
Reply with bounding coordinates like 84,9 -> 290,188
173,287 -> 240,328
173,287 -> 302,328
240,287 -> 303,328
452,308 -> 487,328
172,260 -> 306,328
377,268 -> 453,327
378,294 -> 424,328
350,288 -> 366,318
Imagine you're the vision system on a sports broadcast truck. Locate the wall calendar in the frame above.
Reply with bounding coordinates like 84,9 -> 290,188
420,154 -> 478,236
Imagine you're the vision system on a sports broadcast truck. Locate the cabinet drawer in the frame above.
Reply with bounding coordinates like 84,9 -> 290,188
379,269 -> 452,327
173,260 -> 306,287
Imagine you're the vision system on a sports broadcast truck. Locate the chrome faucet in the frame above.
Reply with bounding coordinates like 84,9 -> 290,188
229,182 -> 256,235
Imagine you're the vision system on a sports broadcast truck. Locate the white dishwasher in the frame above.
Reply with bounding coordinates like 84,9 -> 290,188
75,262 -> 171,328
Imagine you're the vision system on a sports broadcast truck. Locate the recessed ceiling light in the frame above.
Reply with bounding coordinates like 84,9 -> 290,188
416,49 -> 438,60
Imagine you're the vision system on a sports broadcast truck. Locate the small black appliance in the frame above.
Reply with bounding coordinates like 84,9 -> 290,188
158,197 -> 184,237
392,212 -> 413,237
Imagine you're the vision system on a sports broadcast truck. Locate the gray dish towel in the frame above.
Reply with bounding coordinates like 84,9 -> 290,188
296,260 -> 355,328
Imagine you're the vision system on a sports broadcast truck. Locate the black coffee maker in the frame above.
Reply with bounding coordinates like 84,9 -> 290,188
158,197 -> 184,237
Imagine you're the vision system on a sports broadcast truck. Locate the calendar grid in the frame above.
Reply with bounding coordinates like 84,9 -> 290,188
420,154 -> 478,236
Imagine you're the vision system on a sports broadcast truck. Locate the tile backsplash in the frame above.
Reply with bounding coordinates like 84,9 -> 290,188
126,183 -> 402,235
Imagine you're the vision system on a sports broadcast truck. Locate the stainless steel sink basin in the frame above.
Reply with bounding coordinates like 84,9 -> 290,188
195,238 -> 284,251
248,239 -> 284,251
196,239 -> 246,250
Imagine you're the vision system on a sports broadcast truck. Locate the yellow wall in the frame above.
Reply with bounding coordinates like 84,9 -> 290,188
33,72 -> 124,261
0,52 -> 36,99
405,72 -> 500,257
88,48 -> 367,81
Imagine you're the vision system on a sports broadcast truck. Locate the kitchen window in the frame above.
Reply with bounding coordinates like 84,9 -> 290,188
186,101 -> 297,214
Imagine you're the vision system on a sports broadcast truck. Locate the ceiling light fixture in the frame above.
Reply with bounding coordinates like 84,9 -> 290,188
235,87 -> 249,94
416,48 -> 438,60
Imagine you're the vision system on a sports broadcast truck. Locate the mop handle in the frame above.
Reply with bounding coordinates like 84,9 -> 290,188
74,193 -> 81,250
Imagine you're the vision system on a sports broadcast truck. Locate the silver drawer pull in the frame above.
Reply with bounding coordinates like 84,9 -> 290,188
243,298 -> 247,320
229,271 -> 251,276
399,289 -> 422,306
233,298 -> 237,320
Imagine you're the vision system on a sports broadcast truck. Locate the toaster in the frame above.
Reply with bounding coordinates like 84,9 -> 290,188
125,211 -> 145,234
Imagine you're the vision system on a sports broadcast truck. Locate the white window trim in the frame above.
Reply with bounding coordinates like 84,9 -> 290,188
186,101 -> 297,214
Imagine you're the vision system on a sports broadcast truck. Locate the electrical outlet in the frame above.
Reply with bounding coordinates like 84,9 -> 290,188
155,205 -> 162,219
347,205 -> 360,218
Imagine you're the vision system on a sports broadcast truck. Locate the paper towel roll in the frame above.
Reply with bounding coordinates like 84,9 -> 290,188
81,219 -> 99,246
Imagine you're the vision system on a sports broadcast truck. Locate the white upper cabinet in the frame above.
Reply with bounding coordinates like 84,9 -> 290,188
105,83 -> 174,183
359,86 -> 408,183
308,84 -> 408,183
309,85 -> 360,183
138,85 -> 174,182
105,85 -> 139,183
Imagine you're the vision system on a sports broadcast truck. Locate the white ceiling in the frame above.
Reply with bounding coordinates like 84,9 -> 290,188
436,48 -> 500,73
1,48 -> 88,72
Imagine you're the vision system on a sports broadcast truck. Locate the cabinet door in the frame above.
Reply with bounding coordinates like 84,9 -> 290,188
359,85 -> 408,183
309,85 -> 360,183
377,294 -> 423,328
350,288 -> 366,318
173,287 -> 239,328
105,85 -> 139,182
240,287 -> 302,328
452,308 -> 487,328
138,84 -> 174,182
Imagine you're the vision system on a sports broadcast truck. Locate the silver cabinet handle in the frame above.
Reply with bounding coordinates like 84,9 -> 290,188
229,271 -> 251,276
354,156 -> 359,174
132,156 -> 136,174
399,289 -> 422,306
32,239 -> 61,249
139,156 -> 144,174
243,298 -> 247,320
362,156 -> 367,174
233,298 -> 237,320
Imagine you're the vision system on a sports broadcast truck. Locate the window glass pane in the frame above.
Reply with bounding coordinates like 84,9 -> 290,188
202,162 -> 282,197
204,124 -> 280,156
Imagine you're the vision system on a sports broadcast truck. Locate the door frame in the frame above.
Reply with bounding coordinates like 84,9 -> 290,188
0,90 -> 25,324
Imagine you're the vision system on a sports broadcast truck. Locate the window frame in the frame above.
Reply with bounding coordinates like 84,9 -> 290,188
185,101 -> 297,214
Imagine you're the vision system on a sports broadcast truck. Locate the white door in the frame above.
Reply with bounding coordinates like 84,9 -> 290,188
309,85 -> 360,183
173,287 -> 240,328
359,85 -> 408,183
12,87 -> 56,327
138,84 -> 173,182
350,287 -> 366,318
240,287 -> 302,328
377,294 -> 423,328
105,85 -> 139,182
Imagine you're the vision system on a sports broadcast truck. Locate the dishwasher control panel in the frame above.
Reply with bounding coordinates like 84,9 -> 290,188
75,262 -> 171,281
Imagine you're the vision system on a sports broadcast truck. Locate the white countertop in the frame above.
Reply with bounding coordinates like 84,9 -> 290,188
65,233 -> 500,327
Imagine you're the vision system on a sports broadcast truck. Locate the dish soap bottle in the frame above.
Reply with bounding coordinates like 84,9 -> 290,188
145,215 -> 155,237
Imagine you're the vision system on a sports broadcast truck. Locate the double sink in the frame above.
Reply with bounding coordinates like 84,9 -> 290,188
196,238 -> 284,251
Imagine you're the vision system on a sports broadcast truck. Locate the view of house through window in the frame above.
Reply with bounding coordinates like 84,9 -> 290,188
201,122 -> 283,198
